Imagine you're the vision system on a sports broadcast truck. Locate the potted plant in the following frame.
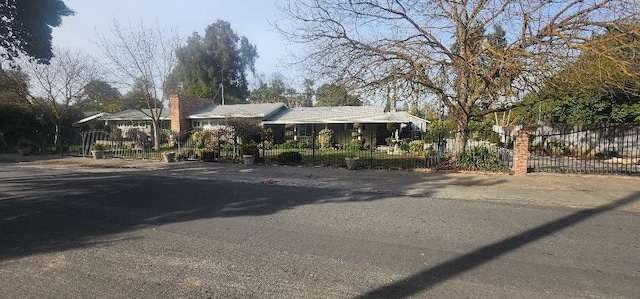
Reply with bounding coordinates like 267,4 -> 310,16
162,151 -> 176,162
198,146 -> 219,162
345,156 -> 360,170
16,138 -> 31,156
241,142 -> 259,165
91,143 -> 106,159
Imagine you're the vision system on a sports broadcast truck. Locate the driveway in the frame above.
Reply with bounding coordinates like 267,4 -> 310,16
1,156 -> 639,298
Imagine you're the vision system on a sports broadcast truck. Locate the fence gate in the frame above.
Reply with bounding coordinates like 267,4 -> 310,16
528,124 -> 640,175
81,129 -> 163,160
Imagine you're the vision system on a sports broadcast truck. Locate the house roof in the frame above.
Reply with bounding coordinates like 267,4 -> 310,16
262,106 -> 429,126
189,103 -> 287,119
263,106 -> 383,124
102,109 -> 169,121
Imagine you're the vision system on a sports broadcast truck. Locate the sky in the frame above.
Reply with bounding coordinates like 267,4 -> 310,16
51,0 -> 296,90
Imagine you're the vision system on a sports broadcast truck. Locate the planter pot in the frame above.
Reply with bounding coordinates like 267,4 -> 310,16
17,147 -> 31,156
243,154 -> 256,165
91,150 -> 104,159
345,157 -> 359,170
162,152 -> 176,163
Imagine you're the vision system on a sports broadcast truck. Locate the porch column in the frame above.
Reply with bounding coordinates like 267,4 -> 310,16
513,130 -> 529,175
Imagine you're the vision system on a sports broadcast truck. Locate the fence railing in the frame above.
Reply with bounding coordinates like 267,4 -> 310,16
528,123 -> 640,175
74,129 -> 515,171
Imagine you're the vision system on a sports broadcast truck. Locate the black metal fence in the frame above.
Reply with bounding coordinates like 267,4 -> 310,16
528,123 -> 640,175
74,128 -> 515,171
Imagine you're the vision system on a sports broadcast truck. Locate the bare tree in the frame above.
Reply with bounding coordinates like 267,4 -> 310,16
26,47 -> 99,150
96,21 -> 180,150
275,0 -> 639,155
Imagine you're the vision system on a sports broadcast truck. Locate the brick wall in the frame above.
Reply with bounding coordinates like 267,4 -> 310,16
169,94 -> 214,134
513,130 -> 529,175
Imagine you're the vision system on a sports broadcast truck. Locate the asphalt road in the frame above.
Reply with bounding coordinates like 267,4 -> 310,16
1,163 -> 639,298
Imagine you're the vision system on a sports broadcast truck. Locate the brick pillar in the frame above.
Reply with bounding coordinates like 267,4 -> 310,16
513,130 -> 529,175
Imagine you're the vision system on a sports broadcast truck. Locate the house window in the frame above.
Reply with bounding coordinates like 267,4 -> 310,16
297,124 -> 312,137
192,121 -> 201,128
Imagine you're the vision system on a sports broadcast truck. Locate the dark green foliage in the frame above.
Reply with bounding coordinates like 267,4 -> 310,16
0,69 -> 29,104
0,0 -> 74,63
276,151 -> 303,164
248,73 -> 305,106
452,146 -> 509,172
276,139 -> 313,150
315,83 -> 361,106
226,118 -> 262,143
240,142 -> 259,156
343,140 -> 364,151
0,103 -> 49,150
174,20 -> 257,104
76,80 -> 122,112
526,29 -> 640,124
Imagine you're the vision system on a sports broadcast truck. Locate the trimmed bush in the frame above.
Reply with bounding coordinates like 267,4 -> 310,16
453,146 -> 509,172
276,151 -> 303,164
317,128 -> 334,149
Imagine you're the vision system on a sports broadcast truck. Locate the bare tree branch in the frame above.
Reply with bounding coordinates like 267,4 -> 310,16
275,0 -> 639,155
96,20 -> 181,149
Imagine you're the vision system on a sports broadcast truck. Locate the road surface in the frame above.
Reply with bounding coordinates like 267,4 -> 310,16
1,162 -> 639,298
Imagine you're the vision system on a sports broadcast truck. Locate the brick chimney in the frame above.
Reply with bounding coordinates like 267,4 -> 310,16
169,94 -> 215,134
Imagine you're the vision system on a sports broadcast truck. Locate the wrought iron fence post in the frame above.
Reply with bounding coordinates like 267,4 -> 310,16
312,130 -> 316,166
369,132 -> 374,168
262,139 -> 265,164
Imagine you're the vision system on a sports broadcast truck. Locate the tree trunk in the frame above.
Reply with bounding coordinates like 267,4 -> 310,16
151,121 -> 160,150
452,115 -> 470,160
54,123 -> 61,153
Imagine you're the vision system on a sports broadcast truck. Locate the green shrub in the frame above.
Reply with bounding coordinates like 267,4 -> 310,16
241,142 -> 259,156
276,152 -> 303,164
400,143 -> 410,152
259,140 -> 274,150
453,146 -> 509,172
218,141 -> 234,151
91,143 -> 106,151
191,130 -> 214,148
342,141 -> 363,151
317,128 -> 334,149
408,140 -> 425,155
279,141 -> 294,149
297,139 -> 313,149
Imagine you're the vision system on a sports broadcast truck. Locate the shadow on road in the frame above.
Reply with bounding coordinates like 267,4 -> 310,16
0,165 -> 505,262
358,190 -> 640,298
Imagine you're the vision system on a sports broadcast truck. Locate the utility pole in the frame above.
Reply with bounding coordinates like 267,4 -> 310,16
220,68 -> 225,105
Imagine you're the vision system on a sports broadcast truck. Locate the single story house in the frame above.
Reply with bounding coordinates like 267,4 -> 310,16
262,106 -> 428,146
77,109 -> 170,137
76,94 -> 430,146
170,94 -> 429,146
